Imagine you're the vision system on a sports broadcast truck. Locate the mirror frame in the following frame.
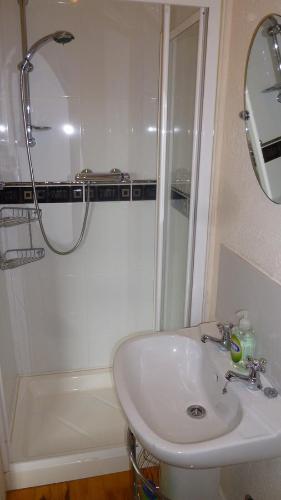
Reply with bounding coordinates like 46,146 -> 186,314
243,13 -> 281,205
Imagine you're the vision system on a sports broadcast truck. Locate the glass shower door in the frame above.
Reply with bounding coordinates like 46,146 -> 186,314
161,12 -> 205,330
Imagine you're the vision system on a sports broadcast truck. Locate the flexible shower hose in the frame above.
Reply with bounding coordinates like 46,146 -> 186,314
20,68 -> 90,255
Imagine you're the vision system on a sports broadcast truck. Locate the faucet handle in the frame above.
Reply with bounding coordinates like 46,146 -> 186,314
217,322 -> 233,338
246,356 -> 267,373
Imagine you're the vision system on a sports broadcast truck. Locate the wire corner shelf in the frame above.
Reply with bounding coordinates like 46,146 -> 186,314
0,206 -> 41,228
0,248 -> 45,270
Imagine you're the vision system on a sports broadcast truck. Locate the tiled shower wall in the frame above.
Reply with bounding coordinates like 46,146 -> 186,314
5,200 -> 155,375
0,0 -> 21,423
0,0 -> 160,422
21,0 -> 161,183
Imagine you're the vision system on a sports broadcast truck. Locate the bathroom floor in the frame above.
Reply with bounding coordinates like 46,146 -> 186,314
7,470 -> 134,499
11,369 -> 126,461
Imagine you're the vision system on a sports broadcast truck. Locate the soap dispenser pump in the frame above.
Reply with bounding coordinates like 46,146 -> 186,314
237,310 -> 250,332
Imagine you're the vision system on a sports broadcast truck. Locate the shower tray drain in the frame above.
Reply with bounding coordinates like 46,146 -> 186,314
186,404 -> 206,419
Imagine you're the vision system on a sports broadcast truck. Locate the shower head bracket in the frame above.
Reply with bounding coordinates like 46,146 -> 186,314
18,60 -> 33,72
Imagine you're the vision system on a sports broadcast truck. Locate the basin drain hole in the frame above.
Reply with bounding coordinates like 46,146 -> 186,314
186,405 -> 206,419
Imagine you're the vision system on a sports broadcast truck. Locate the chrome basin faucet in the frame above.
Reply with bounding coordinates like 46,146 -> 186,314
225,357 -> 267,391
201,322 -> 233,351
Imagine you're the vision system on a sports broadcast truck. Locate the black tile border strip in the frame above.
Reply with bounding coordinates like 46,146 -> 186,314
171,186 -> 190,200
0,181 -> 157,204
171,187 -> 189,217
85,184 -> 131,202
262,138 -> 281,163
132,184 -> 157,201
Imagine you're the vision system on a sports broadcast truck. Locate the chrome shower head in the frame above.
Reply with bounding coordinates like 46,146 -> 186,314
21,31 -> 74,69
53,31 -> 75,45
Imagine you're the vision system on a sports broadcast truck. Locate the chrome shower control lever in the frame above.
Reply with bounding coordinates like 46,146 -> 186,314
201,322 -> 233,351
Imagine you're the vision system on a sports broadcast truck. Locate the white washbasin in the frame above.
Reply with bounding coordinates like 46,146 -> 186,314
113,323 -> 281,468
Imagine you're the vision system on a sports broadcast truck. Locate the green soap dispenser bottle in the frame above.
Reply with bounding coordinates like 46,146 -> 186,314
237,310 -> 256,368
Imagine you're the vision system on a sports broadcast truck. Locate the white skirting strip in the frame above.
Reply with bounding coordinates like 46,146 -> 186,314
6,446 -> 129,490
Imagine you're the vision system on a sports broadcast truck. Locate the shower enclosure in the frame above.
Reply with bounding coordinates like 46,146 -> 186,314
0,0 -> 220,491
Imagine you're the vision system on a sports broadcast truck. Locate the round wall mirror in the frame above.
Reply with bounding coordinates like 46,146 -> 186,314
244,14 -> 281,203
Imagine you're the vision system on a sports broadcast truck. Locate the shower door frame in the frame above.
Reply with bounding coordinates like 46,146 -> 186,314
128,0 -> 221,329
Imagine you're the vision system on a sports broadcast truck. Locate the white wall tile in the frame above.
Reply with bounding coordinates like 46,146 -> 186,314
20,96 -> 82,181
0,272 -> 18,423
24,0 -> 161,181
215,246 -> 281,500
4,201 -> 155,375
0,0 -> 22,425
0,0 -> 22,182
216,245 -> 281,391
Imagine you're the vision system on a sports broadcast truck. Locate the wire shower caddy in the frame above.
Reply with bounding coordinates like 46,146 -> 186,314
0,206 -> 45,270
127,429 -> 170,500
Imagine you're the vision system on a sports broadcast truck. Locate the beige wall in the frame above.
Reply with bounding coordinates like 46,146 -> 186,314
205,0 -> 281,320
206,1 -> 281,498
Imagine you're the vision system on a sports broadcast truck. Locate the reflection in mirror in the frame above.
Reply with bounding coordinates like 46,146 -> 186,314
245,14 -> 281,203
